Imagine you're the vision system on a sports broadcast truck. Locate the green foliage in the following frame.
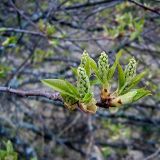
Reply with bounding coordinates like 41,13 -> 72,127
104,11 -> 145,41
2,36 -> 17,47
0,141 -> 18,160
42,50 -> 150,113
0,65 -> 11,78
102,147 -> 113,158
34,49 -> 55,62
42,79 -> 79,99
38,20 -> 56,36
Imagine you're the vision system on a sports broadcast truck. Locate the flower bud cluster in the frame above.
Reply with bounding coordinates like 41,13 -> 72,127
125,58 -> 137,80
80,50 -> 89,67
77,67 -> 90,98
98,52 -> 109,81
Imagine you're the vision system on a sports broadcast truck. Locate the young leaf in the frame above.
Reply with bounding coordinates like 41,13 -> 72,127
84,56 -> 91,77
117,63 -> 125,91
6,141 -> 14,153
89,57 -> 98,75
65,81 -> 80,98
82,92 -> 93,103
132,88 -> 151,102
41,79 -> 79,99
108,50 -> 122,80
90,79 -> 101,86
123,70 -> 147,93
71,67 -> 78,76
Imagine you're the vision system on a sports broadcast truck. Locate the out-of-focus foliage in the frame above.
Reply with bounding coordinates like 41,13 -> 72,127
0,141 -> 18,160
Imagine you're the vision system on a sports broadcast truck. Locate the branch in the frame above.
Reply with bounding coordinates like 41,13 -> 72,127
0,86 -> 61,101
63,0 -> 123,10
0,86 -> 110,109
143,148 -> 160,160
128,0 -> 160,16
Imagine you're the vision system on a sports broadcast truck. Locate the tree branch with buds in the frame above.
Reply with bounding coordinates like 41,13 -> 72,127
41,50 -> 151,113
0,50 -> 151,114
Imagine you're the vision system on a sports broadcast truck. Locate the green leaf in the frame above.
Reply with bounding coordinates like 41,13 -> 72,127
84,56 -> 91,77
2,36 -> 17,47
71,67 -> 78,76
65,81 -> 80,98
89,57 -> 98,74
108,50 -> 122,80
41,79 -> 79,99
6,141 -> 14,153
0,150 -> 7,159
90,79 -> 101,86
82,93 -> 93,103
89,57 -> 107,84
117,63 -> 125,91
132,88 -> 151,102
0,141 -> 18,160
123,71 -> 147,93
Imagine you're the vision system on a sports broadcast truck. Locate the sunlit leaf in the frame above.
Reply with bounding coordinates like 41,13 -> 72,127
82,92 -> 93,103
108,50 -> 122,80
41,79 -> 79,99
117,63 -> 125,91
133,88 -> 151,102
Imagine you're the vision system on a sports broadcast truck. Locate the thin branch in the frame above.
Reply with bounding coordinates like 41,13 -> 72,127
128,0 -> 160,16
63,0 -> 123,10
0,86 -> 110,109
0,86 -> 61,101
143,148 -> 160,160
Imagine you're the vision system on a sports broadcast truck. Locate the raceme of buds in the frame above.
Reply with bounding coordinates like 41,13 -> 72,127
80,50 -> 89,67
98,51 -> 109,83
77,67 -> 90,98
61,94 -> 77,110
124,57 -> 137,81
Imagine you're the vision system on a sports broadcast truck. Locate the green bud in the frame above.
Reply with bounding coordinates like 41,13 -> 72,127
110,90 -> 137,107
98,51 -> 109,82
61,94 -> 77,110
125,57 -> 137,81
80,50 -> 89,67
77,67 -> 90,98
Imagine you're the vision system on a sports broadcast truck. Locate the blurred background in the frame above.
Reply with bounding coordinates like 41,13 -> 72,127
0,0 -> 160,159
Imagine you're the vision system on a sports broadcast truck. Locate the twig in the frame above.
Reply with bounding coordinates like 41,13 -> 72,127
143,148 -> 160,160
63,0 -> 123,10
0,86 -> 61,101
128,0 -> 160,16
0,86 -> 111,109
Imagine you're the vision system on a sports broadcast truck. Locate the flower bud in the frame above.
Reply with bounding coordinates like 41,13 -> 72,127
61,94 -> 77,110
98,51 -> 109,82
80,50 -> 89,67
77,67 -> 90,98
125,57 -> 137,81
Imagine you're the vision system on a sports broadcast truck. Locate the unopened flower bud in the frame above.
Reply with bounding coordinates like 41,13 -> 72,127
77,67 -> 90,98
125,57 -> 137,81
98,51 -> 109,82
81,50 -> 89,67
